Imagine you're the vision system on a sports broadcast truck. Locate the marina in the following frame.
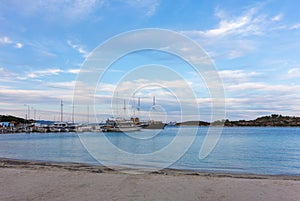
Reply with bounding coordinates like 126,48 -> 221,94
0,96 -> 168,134
0,118 -> 167,134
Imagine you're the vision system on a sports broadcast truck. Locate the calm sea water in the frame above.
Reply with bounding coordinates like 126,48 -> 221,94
0,127 -> 299,175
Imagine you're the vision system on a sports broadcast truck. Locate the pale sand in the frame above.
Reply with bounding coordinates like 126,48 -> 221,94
1,159 -> 300,201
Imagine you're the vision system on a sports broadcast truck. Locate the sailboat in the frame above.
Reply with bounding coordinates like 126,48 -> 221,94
101,117 -> 140,132
101,99 -> 140,132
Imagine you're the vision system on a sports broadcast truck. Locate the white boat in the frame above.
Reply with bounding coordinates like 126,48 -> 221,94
50,122 -> 69,132
101,118 -> 140,132
76,123 -> 102,133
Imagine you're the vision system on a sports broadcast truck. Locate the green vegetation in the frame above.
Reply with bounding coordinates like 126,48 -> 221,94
224,114 -> 300,127
0,115 -> 27,124
178,114 -> 300,127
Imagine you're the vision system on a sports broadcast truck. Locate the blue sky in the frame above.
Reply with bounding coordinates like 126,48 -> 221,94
1,0 -> 300,122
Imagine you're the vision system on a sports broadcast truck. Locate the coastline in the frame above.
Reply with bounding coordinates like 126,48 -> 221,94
1,158 -> 300,201
2,125 -> 300,135
1,158 -> 300,180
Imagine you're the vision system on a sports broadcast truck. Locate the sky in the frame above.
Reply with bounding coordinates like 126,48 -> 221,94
1,0 -> 300,122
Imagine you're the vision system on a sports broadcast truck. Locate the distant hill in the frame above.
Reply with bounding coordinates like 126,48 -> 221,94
224,114 -> 300,127
176,121 -> 210,126
0,115 -> 55,125
0,115 -> 27,124
177,114 -> 300,127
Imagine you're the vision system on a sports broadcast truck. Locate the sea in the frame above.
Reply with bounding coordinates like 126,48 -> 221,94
0,126 -> 299,176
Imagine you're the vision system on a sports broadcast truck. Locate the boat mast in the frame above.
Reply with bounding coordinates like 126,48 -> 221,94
123,99 -> 126,118
72,101 -> 74,124
151,96 -> 157,121
138,97 -> 141,111
116,92 -> 119,118
87,104 -> 90,124
60,100 -> 63,122
132,93 -> 136,117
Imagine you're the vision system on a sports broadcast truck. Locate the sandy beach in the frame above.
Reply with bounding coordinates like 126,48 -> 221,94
0,159 -> 300,201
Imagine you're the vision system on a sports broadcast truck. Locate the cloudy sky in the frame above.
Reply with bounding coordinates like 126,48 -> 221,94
1,0 -> 300,122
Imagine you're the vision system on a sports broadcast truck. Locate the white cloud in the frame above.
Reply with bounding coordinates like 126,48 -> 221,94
219,70 -> 259,81
0,67 -> 11,76
291,23 -> 300,30
63,0 -> 102,19
27,68 -> 63,78
0,67 -> 21,83
67,69 -> 81,74
271,13 -> 283,21
3,0 -> 104,22
145,1 -> 160,16
111,79 -> 193,94
0,36 -> 23,48
183,6 -> 265,38
44,81 -> 76,89
67,40 -> 89,58
0,86 -> 75,116
287,68 -> 300,78
15,43 -> 23,48
0,36 -> 13,44
1,67 -> 82,81
180,5 -> 289,59
224,95 -> 300,120
226,42 -> 256,59
122,0 -> 160,17
206,15 -> 251,37
225,82 -> 300,93
27,67 -> 86,79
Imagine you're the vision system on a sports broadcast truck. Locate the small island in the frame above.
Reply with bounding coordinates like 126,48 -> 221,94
176,114 -> 300,127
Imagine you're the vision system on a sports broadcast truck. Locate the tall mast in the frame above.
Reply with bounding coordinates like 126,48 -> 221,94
27,105 -> 30,120
87,104 -> 90,124
132,94 -> 136,116
123,99 -> 126,118
72,102 -> 74,124
60,100 -> 63,122
116,92 -> 119,117
138,97 -> 141,111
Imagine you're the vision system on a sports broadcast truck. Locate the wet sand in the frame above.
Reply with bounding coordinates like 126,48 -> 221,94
1,158 -> 300,201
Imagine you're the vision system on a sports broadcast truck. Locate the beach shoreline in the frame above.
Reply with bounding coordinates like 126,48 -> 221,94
1,158 -> 300,180
1,158 -> 300,201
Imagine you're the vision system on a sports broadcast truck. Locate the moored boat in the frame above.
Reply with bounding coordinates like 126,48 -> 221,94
101,118 -> 140,132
